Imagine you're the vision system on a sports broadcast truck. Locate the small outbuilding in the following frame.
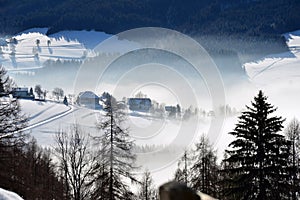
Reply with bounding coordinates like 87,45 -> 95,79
77,91 -> 101,109
128,98 -> 151,112
11,87 -> 34,100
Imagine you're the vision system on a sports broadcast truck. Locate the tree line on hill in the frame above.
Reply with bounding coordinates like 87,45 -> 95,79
1,0 -> 300,61
1,0 -> 299,37
1,64 -> 300,199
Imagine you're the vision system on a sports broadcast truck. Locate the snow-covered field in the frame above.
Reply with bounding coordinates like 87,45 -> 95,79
0,188 -> 23,200
2,28 -> 300,187
245,30 -> 300,85
244,29 -> 300,122
19,97 -> 237,186
20,100 -> 71,126
0,28 -> 112,71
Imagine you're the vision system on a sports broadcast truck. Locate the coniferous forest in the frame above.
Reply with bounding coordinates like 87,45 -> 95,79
1,0 -> 299,37
1,62 -> 300,199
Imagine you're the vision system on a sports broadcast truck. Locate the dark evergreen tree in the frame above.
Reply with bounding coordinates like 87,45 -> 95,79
23,138 -> 67,199
0,66 -> 27,142
222,90 -> 290,199
29,87 -> 33,95
285,118 -> 300,200
176,104 -> 181,118
219,152 -> 234,200
93,93 -> 137,200
0,66 -> 11,96
63,96 -> 68,106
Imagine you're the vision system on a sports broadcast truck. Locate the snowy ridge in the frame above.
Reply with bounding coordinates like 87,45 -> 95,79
244,30 -> 300,86
50,30 -> 111,49
243,29 -> 300,121
0,188 -> 23,200
0,28 -> 112,71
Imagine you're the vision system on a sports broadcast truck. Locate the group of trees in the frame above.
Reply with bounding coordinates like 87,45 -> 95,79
34,84 -> 68,104
34,84 -> 46,99
0,66 -> 66,199
174,90 -> 300,199
2,62 -> 300,199
0,66 -> 146,199
52,87 -> 64,101
174,137 -> 219,198
54,92 -> 150,200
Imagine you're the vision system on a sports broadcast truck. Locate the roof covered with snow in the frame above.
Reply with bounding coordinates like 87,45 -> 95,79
12,87 -> 28,92
78,91 -> 99,99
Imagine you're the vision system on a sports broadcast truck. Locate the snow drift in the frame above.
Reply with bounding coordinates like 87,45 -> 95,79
0,188 -> 23,200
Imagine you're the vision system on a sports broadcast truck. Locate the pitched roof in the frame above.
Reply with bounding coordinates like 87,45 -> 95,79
78,91 -> 99,99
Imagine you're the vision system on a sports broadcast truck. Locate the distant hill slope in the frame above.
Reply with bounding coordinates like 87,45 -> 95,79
0,0 -> 299,37
1,0 -> 298,61
242,29 -> 300,121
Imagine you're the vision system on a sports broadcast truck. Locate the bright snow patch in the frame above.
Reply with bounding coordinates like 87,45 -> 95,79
1,31 -> 87,70
243,29 -> 300,121
0,28 -> 143,73
244,30 -> 300,86
19,28 -> 49,35
50,30 -> 111,49
0,188 -> 23,200
0,29 -> 112,71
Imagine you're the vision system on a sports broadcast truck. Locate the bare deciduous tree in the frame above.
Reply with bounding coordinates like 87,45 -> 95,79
138,170 -> 158,200
34,84 -> 43,99
52,87 -> 64,101
285,118 -> 300,200
55,125 -> 96,200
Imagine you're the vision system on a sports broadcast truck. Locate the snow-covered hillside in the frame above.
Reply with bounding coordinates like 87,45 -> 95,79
5,28 -> 300,187
0,188 -> 23,200
0,28 -> 112,71
245,30 -> 300,86
20,100 -> 71,126
19,98 -> 236,186
244,29 -> 300,120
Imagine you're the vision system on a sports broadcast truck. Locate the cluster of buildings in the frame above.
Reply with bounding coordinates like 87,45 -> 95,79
11,87 -> 179,115
76,91 -> 153,112
76,91 -> 176,114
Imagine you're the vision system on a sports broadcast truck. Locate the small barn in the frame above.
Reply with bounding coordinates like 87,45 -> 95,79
77,91 -> 101,109
12,87 -> 34,100
165,105 -> 177,117
165,106 -> 177,113
128,98 -> 151,112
